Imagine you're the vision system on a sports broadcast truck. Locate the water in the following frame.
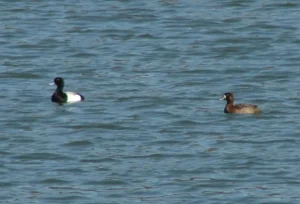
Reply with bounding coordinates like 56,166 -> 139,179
1,0 -> 300,203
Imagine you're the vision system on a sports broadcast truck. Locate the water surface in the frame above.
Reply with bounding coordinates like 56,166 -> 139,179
1,0 -> 300,203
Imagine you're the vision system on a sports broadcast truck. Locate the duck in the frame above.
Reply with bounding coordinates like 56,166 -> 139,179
219,92 -> 261,114
51,77 -> 85,104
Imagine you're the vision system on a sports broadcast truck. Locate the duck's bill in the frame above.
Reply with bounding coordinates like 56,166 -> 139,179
218,95 -> 226,100
49,82 -> 55,86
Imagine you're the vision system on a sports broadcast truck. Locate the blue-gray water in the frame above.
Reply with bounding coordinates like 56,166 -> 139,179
1,1 -> 300,203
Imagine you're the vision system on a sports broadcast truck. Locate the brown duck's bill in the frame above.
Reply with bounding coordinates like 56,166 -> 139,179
219,95 -> 226,100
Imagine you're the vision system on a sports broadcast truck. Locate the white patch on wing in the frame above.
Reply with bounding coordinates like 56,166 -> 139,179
65,92 -> 82,103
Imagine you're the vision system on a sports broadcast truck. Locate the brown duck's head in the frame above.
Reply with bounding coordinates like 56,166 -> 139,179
219,92 -> 234,104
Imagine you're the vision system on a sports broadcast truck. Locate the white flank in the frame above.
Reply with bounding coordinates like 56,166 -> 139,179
65,92 -> 82,103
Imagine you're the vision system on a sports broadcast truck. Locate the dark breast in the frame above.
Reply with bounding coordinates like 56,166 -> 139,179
51,92 -> 67,103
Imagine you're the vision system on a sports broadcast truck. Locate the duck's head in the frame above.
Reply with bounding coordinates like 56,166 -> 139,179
219,92 -> 234,103
54,77 -> 65,88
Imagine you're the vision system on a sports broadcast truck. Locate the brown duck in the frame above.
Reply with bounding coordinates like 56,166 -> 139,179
219,92 -> 261,114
